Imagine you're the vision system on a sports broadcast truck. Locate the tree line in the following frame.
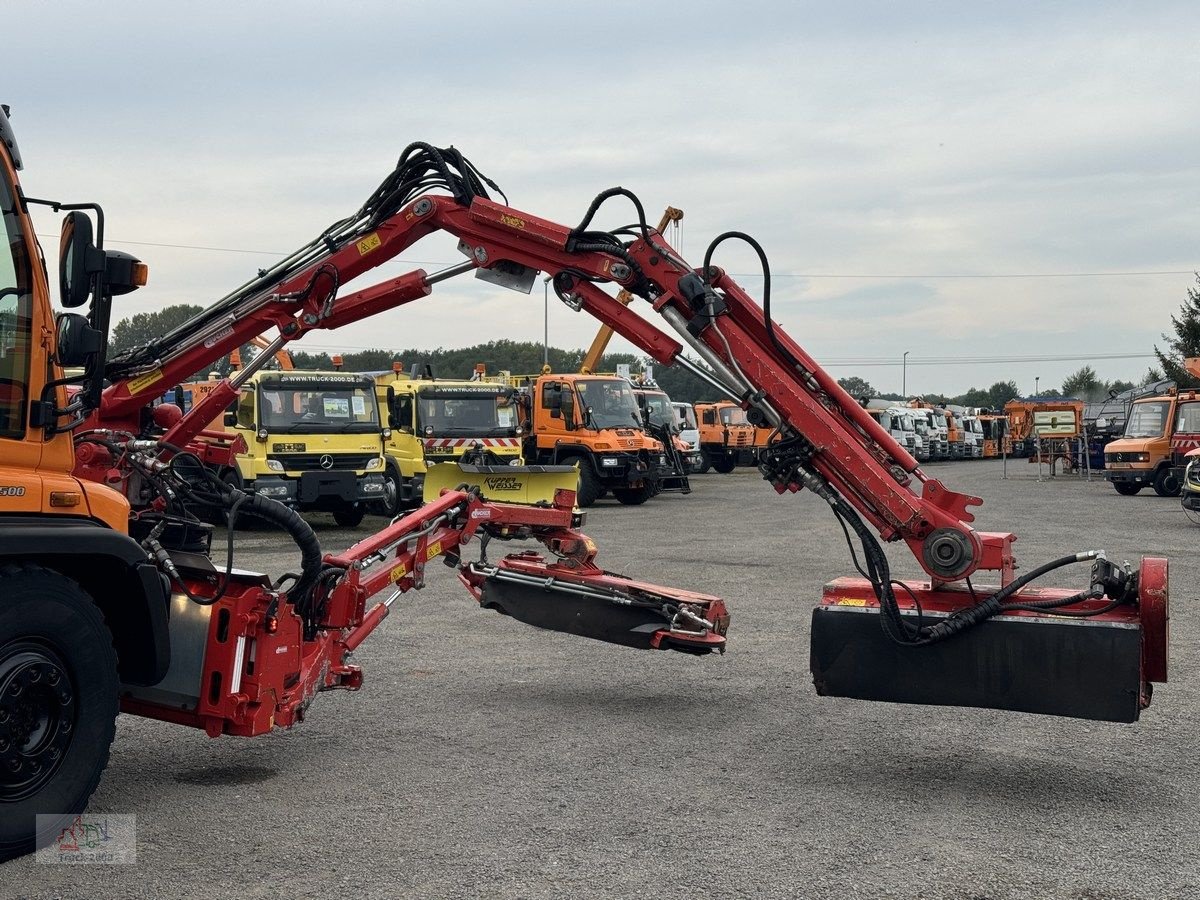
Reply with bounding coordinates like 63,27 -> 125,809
108,272 -> 1200,404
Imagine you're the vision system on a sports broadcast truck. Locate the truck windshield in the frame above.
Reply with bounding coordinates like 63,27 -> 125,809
416,387 -> 508,436
259,378 -> 380,433
575,378 -> 642,430
1176,401 -> 1200,434
639,391 -> 673,428
720,406 -> 749,425
1125,400 -> 1170,439
900,416 -> 914,432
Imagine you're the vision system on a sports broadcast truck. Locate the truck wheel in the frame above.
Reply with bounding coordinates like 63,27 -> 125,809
567,457 -> 601,508
0,564 -> 118,864
371,469 -> 402,518
1153,467 -> 1182,498
1114,482 -> 1141,496
613,483 -> 655,505
333,506 -> 366,528
696,452 -> 712,475
712,455 -> 737,474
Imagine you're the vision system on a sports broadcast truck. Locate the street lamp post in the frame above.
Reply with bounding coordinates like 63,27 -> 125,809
1035,376 -> 1040,396
902,350 -> 910,396
542,274 -> 551,367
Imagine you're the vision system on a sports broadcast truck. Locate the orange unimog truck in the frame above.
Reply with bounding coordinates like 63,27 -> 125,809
508,371 -> 670,507
693,401 -> 757,473
1105,386 -> 1199,497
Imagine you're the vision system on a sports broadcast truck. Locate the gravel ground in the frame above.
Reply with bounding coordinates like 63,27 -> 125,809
6,460 -> 1197,899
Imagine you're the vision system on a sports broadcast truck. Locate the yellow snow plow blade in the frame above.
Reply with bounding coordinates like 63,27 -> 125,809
421,462 -> 580,506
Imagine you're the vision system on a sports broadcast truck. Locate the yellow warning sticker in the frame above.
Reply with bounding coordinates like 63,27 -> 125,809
388,563 -> 408,584
127,368 -> 164,395
426,540 -> 443,560
835,598 -> 868,607
357,233 -> 382,256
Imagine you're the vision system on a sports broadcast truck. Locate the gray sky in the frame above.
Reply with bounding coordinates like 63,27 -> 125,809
7,1 -> 1198,395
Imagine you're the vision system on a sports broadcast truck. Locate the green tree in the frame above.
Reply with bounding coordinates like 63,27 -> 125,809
1154,274 -> 1200,388
836,376 -> 876,399
1060,365 -> 1101,400
1142,366 -> 1165,386
110,304 -> 205,352
110,303 -> 253,380
985,380 -> 1020,409
1106,379 -> 1135,395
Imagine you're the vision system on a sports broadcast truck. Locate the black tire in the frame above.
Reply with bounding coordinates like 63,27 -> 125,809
712,454 -> 737,474
1113,482 -> 1141,496
0,564 -> 118,864
371,467 -> 402,518
566,457 -> 601,508
695,451 -> 712,475
333,506 -> 366,528
613,483 -> 654,505
1153,467 -> 1182,498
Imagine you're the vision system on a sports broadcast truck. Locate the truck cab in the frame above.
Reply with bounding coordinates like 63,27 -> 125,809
863,402 -> 918,459
694,401 -> 756,473
375,369 -> 523,514
978,412 -> 1007,458
517,373 -> 667,507
226,371 -> 388,526
907,403 -> 947,459
633,386 -> 702,480
1104,390 -> 1186,496
670,401 -> 703,472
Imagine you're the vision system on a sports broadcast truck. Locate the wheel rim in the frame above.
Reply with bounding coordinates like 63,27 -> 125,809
0,640 -> 76,802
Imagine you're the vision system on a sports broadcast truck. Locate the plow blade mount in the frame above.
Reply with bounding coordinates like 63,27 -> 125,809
423,462 -> 580,506
810,560 -> 1168,723
468,556 -> 728,655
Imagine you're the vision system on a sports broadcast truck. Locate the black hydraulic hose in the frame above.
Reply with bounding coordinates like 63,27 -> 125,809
232,489 -> 323,603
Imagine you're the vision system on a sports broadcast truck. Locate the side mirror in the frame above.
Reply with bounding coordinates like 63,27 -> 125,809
54,313 -> 103,366
58,212 -> 97,309
385,386 -> 397,428
223,411 -> 237,428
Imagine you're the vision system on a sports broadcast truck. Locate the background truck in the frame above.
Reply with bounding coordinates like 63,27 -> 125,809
1103,387 -> 1198,496
670,400 -> 706,473
373,365 -> 524,515
907,402 -> 948,459
221,370 -> 389,526
863,401 -> 919,459
630,383 -> 696,492
505,371 -> 669,506
694,401 -> 757,473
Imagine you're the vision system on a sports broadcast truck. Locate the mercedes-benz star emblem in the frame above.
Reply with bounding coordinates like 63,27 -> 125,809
319,454 -> 334,469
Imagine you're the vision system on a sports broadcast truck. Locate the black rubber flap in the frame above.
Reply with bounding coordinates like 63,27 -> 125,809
481,578 -> 670,650
810,605 -> 1144,722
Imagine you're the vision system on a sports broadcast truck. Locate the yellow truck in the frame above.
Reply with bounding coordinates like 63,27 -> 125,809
202,370 -> 390,526
372,366 -> 524,515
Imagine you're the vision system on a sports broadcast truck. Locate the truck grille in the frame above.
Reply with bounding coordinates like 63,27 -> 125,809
268,453 -> 377,472
1106,452 -> 1141,463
